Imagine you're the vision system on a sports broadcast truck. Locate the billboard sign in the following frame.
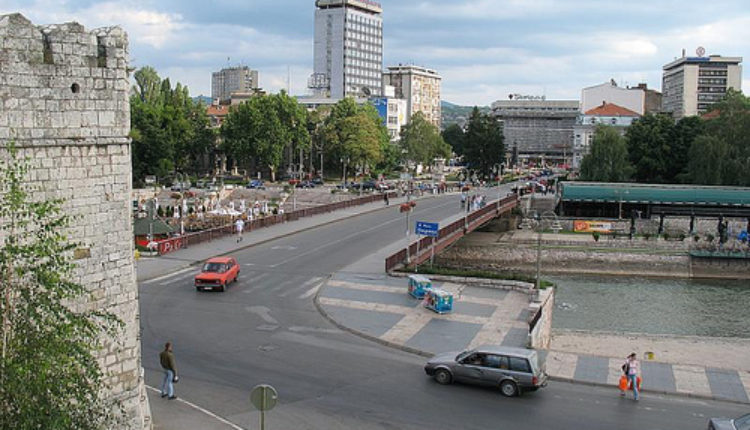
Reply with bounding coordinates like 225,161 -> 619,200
573,220 -> 613,233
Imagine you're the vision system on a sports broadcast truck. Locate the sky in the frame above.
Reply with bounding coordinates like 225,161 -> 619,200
2,0 -> 749,106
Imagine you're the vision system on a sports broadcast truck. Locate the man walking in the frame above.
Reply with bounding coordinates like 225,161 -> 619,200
160,342 -> 178,400
235,217 -> 245,242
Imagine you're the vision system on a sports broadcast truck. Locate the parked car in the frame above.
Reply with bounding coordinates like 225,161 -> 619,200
311,177 -> 324,185
246,179 -> 265,189
424,345 -> 548,397
709,413 -> 750,430
296,180 -> 315,188
359,180 -> 376,190
194,257 -> 240,292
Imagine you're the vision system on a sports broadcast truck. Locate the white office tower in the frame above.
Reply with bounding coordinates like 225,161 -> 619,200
310,0 -> 383,99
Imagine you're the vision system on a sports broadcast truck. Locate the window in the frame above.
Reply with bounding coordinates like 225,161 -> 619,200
482,354 -> 509,369
509,357 -> 531,373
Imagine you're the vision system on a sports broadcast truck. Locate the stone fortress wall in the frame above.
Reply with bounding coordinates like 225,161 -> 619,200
0,13 -> 150,428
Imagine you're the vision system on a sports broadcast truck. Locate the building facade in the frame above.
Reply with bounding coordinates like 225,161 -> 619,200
211,66 -> 260,103
382,64 -> 442,129
581,80 -> 662,115
572,103 -> 640,169
662,54 -> 743,119
311,0 -> 383,99
490,99 -> 579,165
0,13 -> 149,428
370,96 -> 408,141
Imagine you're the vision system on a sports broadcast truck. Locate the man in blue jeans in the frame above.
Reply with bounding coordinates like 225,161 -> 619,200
160,342 -> 178,399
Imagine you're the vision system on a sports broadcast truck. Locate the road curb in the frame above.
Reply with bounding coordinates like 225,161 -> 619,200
137,194 -> 439,283
314,279 -> 750,406
547,375 -> 750,405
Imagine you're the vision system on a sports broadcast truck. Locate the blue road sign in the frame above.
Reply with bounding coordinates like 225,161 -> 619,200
416,221 -> 439,237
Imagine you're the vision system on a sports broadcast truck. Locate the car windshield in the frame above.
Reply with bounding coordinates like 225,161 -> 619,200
202,263 -> 226,273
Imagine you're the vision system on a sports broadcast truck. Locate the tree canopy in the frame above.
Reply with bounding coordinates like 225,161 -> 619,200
399,111 -> 451,169
130,67 -> 213,184
579,125 -> 633,182
463,107 -> 505,179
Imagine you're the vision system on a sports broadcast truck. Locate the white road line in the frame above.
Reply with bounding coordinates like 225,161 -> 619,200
268,199 -> 457,268
145,385 -> 243,430
241,273 -> 273,293
158,271 -> 197,286
297,279 -> 326,299
279,276 -> 322,298
141,267 -> 195,285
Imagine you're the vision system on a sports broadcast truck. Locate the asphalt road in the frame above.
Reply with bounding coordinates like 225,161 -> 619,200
139,191 -> 748,429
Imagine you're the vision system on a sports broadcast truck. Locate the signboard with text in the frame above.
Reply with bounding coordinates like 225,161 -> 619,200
416,221 -> 439,237
157,237 -> 184,255
573,220 -> 613,233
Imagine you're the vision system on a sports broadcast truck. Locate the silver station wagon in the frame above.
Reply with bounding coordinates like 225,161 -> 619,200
424,345 -> 548,397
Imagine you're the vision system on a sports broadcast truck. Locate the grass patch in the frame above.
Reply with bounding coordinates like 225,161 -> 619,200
397,265 -> 554,289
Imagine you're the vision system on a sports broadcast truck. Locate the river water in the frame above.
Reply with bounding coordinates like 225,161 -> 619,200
550,275 -> 750,338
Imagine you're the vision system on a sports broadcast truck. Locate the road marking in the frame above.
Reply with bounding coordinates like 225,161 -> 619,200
267,199 -> 458,268
279,276 -> 322,298
246,305 -> 279,325
141,267 -> 194,285
158,271 -> 197,286
240,273 -> 272,293
298,279 -> 325,299
145,385 -> 243,430
381,312 -> 433,344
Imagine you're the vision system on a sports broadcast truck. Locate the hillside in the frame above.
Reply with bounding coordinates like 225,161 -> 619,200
441,101 -> 490,128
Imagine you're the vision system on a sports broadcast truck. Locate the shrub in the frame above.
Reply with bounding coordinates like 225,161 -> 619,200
706,234 -> 715,243
643,233 -> 651,241
592,231 -> 600,242
693,235 -> 700,242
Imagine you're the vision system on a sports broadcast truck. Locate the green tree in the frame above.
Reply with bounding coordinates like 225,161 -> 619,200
463,107 -> 505,179
699,89 -> 750,185
320,98 -> 388,179
625,113 -> 676,183
130,67 -> 212,184
400,112 -> 451,169
670,116 -> 705,183
221,92 -> 310,181
685,135 -> 731,185
441,123 -> 465,156
579,125 -> 633,182
0,143 -> 122,429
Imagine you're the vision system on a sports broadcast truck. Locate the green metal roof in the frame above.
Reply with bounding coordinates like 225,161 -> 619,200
133,217 -> 174,236
560,182 -> 750,207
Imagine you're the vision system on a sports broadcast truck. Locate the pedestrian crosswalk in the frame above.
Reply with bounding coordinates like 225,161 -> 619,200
141,267 -> 326,303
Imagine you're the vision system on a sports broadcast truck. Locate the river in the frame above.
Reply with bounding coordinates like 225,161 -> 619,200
550,275 -> 750,338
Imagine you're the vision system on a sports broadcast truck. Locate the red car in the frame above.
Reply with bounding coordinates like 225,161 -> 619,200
194,257 -> 240,292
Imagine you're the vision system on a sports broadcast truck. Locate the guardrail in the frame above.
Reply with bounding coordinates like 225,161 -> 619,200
385,194 -> 518,272
155,191 -> 396,255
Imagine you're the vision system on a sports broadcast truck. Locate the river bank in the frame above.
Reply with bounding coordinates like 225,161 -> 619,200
435,229 -> 750,279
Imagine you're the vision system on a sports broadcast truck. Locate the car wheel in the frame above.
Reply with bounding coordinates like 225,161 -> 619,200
500,380 -> 518,397
434,369 -> 452,385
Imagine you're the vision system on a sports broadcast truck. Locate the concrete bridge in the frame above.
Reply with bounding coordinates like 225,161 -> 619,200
385,194 -> 518,271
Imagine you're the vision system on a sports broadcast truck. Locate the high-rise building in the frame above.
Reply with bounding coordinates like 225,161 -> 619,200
382,64 -> 442,129
662,53 -> 742,119
212,66 -> 260,103
310,0 -> 383,99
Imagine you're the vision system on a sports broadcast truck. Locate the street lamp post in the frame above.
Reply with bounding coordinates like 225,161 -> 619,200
522,210 -> 561,297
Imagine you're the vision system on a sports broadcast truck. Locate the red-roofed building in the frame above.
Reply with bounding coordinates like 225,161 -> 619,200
573,102 -> 641,169
206,103 -> 230,128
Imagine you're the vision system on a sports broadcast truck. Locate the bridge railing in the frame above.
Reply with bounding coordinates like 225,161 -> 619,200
385,194 -> 518,272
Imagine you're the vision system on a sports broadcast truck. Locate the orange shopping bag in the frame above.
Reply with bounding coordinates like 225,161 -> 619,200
618,375 -> 628,391
626,376 -> 642,390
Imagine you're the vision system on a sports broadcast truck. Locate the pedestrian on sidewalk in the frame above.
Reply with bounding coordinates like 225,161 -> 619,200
384,192 -> 389,206
624,352 -> 640,400
235,217 -> 245,242
159,342 -> 178,400
460,192 -> 466,209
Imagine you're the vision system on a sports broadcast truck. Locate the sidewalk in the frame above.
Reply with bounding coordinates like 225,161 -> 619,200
317,229 -> 750,405
137,192 -> 444,282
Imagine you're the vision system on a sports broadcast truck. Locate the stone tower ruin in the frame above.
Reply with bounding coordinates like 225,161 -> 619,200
0,13 -> 150,428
